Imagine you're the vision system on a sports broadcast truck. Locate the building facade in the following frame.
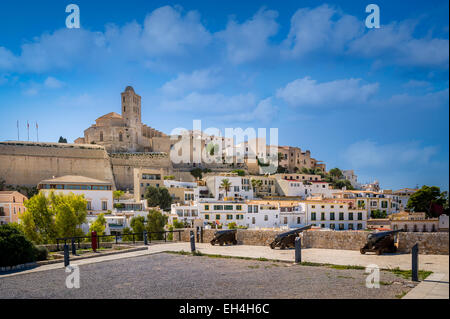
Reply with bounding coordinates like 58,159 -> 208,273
0,191 -> 28,224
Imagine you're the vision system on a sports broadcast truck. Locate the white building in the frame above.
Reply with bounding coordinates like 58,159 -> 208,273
342,170 -> 360,189
38,175 -> 113,215
204,173 -> 253,200
304,200 -> 368,230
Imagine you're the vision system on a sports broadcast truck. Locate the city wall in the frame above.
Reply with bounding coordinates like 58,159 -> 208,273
181,229 -> 449,255
0,142 -> 115,187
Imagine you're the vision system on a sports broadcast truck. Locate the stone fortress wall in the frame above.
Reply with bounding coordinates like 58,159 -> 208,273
0,142 -> 115,187
180,228 -> 449,255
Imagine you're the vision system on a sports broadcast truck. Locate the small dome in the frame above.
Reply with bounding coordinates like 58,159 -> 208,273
125,86 -> 134,92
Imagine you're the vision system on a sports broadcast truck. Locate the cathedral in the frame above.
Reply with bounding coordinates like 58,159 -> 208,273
75,86 -> 171,153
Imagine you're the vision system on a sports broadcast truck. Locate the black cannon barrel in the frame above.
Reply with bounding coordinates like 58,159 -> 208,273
367,229 -> 403,241
275,224 -> 312,239
214,229 -> 237,237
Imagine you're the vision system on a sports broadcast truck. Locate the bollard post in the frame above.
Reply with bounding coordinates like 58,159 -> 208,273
295,237 -> 302,263
91,231 -> 97,252
196,227 -> 200,242
143,230 -> 148,245
64,244 -> 70,267
200,227 -> 204,243
190,230 -> 195,252
412,243 -> 419,281
178,231 -> 181,241
71,238 -> 76,255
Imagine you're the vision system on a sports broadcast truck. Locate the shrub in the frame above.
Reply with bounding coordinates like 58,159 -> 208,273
227,222 -> 237,229
33,246 -> 48,261
0,224 -> 36,267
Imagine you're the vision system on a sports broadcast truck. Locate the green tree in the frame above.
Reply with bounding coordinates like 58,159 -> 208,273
173,219 -> 185,229
144,186 -> 172,211
122,227 -> 133,242
146,209 -> 168,240
328,168 -> 343,179
370,209 -> 387,219
21,192 -> 57,244
89,213 -> 107,235
190,168 -> 203,180
113,190 -> 125,200
52,192 -> 87,238
407,186 -> 447,217
58,136 -> 68,143
0,224 -> 36,267
130,215 -> 146,241
231,169 -> 245,176
220,179 -> 232,197
332,179 -> 355,190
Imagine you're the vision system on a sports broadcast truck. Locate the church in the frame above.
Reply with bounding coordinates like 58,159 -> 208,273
74,86 -> 171,153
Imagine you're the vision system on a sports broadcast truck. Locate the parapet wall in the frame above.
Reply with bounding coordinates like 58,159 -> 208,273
181,229 -> 449,255
0,142 -> 115,187
109,152 -> 172,191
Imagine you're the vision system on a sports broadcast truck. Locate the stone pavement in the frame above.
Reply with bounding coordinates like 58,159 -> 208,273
1,242 -> 447,299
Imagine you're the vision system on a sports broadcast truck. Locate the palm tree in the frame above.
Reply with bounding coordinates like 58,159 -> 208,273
251,179 -> 263,190
220,179 -> 232,198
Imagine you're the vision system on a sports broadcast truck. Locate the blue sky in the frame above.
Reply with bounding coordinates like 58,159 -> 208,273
0,0 -> 448,191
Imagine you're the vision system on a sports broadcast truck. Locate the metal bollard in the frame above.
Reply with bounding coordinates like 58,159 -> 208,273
412,243 -> 419,281
200,227 -> 204,243
71,238 -> 76,255
143,230 -> 148,245
190,230 -> 196,252
64,244 -> 70,267
295,237 -> 302,263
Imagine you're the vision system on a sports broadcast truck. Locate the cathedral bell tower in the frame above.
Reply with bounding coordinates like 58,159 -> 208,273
121,86 -> 141,129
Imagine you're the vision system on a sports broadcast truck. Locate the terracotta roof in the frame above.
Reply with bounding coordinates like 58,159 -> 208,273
96,112 -> 123,120
38,175 -> 111,185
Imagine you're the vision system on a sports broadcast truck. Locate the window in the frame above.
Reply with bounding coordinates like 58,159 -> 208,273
321,212 -> 325,221
87,202 -> 92,210
330,224 -> 335,230
213,205 -> 223,210
339,212 -> 344,220
283,217 -> 287,224
253,205 -> 259,213
264,215 -> 268,221
224,205 -> 233,210
236,205 -> 242,211
357,223 -> 363,230
330,213 -> 335,220
205,214 -> 209,220
102,201 -> 107,210
248,206 -> 252,213
348,224 -> 354,230
215,214 -> 220,220
204,205 -> 209,211
311,212 -> 316,221
349,213 -> 353,220
339,224 -> 344,230
234,186 -> 239,192
100,131 -> 103,142
297,217 -> 301,224
358,212 -> 363,220
381,201 -> 388,208
119,132 -> 123,142
227,215 -> 233,220
252,217 -> 256,224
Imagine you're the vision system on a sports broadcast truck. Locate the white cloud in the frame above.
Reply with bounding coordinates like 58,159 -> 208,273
348,20 -> 449,68
141,6 -> 211,55
0,47 -> 18,70
276,77 -> 379,107
221,97 -> 278,123
281,5 -> 363,58
402,80 -> 431,89
382,88 -> 449,108
161,68 -> 220,97
44,76 -> 65,89
215,8 -> 279,64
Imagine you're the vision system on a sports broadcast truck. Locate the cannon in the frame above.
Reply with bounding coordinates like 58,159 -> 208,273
210,229 -> 237,246
269,225 -> 312,249
360,229 -> 402,255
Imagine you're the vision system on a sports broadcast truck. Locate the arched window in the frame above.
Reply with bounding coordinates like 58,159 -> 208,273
432,224 -> 436,232
119,132 -> 123,142
100,131 -> 103,142
422,224 -> 427,232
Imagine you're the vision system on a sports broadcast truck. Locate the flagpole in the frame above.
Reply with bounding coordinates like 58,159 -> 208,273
27,121 -> 29,141
36,122 -> 39,142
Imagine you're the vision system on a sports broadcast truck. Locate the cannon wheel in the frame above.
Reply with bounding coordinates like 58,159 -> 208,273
270,242 -> 276,249
360,248 -> 366,254
210,240 -> 215,246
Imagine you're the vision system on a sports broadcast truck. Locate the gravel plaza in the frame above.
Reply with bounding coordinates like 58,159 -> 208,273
1,243 -> 448,299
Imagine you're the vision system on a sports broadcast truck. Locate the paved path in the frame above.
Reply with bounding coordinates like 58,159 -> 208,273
2,242 -> 447,299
